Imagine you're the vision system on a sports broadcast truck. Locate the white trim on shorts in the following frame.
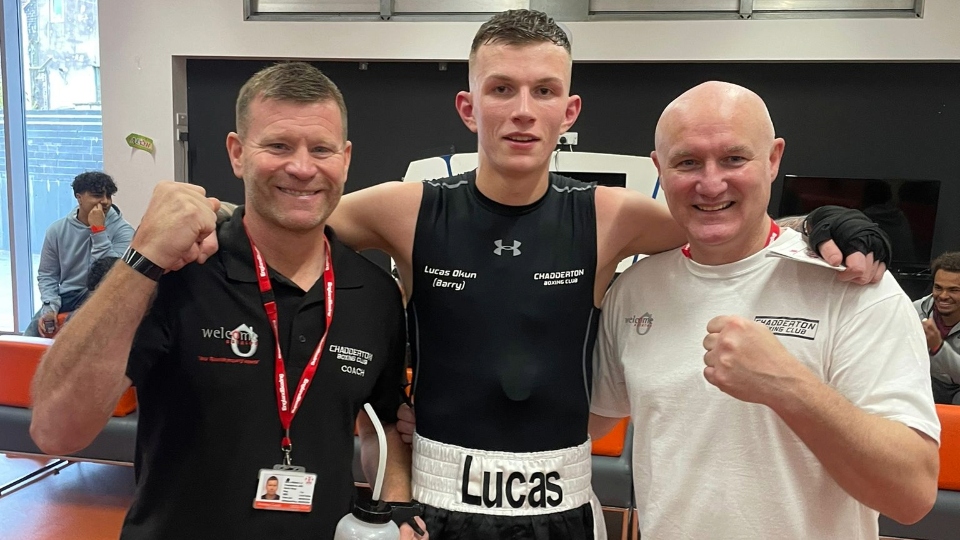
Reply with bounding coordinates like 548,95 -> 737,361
412,433 -> 594,517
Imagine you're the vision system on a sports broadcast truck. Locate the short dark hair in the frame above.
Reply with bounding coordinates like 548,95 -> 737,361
72,171 -> 118,196
470,9 -> 571,59
267,476 -> 279,483
87,256 -> 119,291
932,251 -> 960,277
235,62 -> 348,140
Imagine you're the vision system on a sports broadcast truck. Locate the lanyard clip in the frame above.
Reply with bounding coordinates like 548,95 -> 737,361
282,429 -> 293,466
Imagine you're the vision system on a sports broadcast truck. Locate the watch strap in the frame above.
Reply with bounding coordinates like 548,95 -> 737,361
121,247 -> 165,282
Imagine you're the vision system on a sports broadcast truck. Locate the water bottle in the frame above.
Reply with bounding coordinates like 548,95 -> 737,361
333,498 -> 399,540
41,317 -> 57,336
334,403 -> 400,540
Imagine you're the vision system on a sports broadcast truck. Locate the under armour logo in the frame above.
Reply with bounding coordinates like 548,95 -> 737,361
493,239 -> 522,256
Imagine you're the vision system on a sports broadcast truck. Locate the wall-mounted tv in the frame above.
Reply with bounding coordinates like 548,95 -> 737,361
555,171 -> 627,189
778,175 -> 941,273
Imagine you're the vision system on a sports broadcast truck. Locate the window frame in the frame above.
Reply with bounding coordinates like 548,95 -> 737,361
0,0 -> 37,332
244,0 -> 924,21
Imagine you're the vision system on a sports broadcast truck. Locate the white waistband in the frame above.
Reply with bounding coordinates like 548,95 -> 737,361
412,433 -> 594,516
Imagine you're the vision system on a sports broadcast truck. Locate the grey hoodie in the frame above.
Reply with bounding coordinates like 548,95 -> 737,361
37,204 -> 135,311
914,294 -> 960,404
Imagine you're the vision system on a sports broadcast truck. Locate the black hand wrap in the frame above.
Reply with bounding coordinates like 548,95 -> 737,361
803,205 -> 893,266
388,500 -> 425,533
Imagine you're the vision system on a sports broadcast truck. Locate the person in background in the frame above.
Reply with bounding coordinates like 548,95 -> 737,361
85,255 -> 120,292
917,250 -> 960,404
25,171 -> 133,337
49,256 -> 121,334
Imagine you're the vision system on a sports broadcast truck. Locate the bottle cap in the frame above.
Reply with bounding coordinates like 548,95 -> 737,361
352,499 -> 392,524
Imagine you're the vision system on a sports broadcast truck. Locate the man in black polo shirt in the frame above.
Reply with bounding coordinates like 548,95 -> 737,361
31,62 -> 424,539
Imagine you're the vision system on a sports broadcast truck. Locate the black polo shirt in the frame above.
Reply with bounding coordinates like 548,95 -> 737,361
121,206 -> 406,540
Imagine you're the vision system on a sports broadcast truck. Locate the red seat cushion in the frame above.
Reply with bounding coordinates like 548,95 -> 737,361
937,404 -> 960,490
0,335 -> 136,416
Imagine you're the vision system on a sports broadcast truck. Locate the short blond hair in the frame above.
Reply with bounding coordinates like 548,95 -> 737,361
235,61 -> 348,140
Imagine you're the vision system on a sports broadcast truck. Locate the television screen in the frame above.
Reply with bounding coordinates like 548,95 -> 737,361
778,175 -> 941,273
555,171 -> 626,189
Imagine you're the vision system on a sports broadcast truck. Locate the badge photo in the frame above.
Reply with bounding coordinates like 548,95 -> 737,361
252,467 -> 318,512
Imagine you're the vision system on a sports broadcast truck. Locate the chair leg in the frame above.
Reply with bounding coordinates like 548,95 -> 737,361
631,508 -> 639,540
0,458 -> 72,497
601,506 -> 632,540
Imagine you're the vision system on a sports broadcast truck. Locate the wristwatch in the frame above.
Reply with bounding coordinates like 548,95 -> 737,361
121,247 -> 165,282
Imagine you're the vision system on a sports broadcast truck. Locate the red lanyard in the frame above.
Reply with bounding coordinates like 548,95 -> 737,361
681,218 -> 780,259
244,222 -> 335,465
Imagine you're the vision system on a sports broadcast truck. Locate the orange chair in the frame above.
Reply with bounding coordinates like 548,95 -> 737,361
592,417 -> 634,540
0,335 -> 139,496
880,405 -> 960,538
0,334 -> 136,416
937,404 -> 960,490
56,311 -> 69,328
592,416 -> 629,457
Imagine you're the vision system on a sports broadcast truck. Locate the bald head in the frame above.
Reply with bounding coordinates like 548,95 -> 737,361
651,81 -> 786,265
655,81 -> 775,155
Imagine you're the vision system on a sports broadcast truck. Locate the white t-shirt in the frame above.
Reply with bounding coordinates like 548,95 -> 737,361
591,228 -> 940,540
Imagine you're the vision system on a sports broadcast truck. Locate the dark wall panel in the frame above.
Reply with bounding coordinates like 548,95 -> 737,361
186,59 -> 475,201
187,59 -> 960,269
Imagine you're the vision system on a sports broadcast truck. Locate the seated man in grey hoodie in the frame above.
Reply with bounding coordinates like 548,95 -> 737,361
24,171 -> 134,337
917,250 -> 960,404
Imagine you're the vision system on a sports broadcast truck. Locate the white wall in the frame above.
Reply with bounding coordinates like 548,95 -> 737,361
99,0 -> 960,224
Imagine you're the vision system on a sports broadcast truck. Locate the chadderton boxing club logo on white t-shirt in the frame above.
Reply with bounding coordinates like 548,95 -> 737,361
754,316 -> 820,340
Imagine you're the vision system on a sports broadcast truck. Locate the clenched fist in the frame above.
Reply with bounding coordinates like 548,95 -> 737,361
131,182 -> 221,272
702,315 -> 813,406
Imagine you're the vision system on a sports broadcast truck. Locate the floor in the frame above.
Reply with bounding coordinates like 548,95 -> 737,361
0,453 -> 134,539
0,453 -> 915,539
0,453 -> 635,539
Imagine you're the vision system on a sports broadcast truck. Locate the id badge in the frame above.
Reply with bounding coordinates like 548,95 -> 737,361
252,465 -> 317,512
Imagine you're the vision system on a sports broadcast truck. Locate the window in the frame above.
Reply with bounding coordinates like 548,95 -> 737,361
0,0 -> 102,332
247,0 -> 531,20
0,46 -> 11,331
590,0 -> 924,19
246,0 -> 924,20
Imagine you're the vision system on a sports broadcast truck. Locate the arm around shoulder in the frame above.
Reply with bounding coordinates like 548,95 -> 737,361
327,181 -> 421,257
595,187 -> 685,263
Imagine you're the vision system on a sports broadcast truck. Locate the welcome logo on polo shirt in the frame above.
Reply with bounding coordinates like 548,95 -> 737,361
198,323 -> 261,364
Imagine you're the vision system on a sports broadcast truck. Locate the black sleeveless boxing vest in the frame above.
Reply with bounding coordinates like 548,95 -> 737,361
408,171 -> 599,452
